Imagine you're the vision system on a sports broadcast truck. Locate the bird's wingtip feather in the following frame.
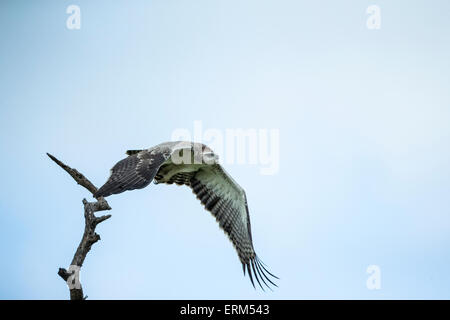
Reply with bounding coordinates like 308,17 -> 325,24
244,256 -> 278,291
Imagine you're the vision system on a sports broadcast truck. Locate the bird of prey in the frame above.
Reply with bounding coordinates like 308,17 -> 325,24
94,141 -> 277,290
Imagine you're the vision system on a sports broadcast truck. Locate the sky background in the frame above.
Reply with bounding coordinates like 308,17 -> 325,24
1,0 -> 450,299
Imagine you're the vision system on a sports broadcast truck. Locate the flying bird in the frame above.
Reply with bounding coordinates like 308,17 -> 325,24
94,141 -> 277,290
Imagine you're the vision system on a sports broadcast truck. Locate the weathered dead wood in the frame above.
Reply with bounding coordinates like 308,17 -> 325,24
47,153 -> 111,300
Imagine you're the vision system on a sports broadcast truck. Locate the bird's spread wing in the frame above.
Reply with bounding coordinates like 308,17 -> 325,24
157,163 -> 278,290
94,148 -> 171,198
94,142 -> 277,289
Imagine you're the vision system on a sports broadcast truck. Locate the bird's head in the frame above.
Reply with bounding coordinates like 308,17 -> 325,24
192,143 -> 219,165
202,150 -> 219,165
171,141 -> 219,165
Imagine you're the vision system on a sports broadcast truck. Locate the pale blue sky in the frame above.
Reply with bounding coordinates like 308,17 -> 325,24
1,0 -> 450,299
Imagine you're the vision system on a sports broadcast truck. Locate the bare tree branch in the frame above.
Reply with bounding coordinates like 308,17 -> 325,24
47,153 -> 99,195
47,153 -> 111,300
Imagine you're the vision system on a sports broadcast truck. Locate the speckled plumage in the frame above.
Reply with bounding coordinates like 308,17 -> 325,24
94,141 -> 277,290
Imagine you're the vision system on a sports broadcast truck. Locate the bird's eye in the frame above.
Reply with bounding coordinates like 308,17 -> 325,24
203,153 -> 217,164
